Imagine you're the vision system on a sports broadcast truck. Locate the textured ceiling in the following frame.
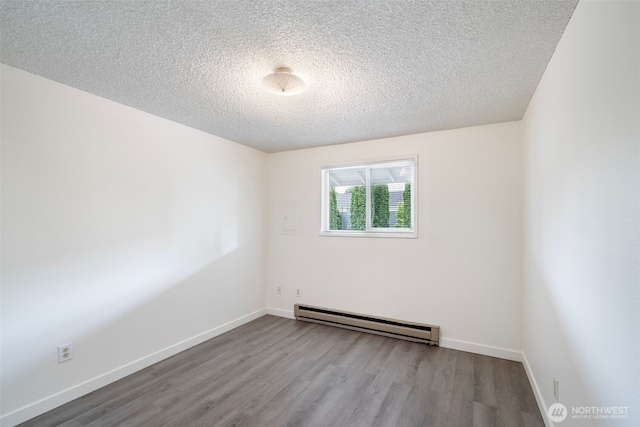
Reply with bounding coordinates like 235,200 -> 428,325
0,0 -> 577,153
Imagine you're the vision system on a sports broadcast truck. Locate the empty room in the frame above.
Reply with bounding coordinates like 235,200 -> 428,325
1,1 -> 638,426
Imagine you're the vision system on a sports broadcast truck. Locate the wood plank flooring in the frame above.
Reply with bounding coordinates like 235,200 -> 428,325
20,315 -> 544,427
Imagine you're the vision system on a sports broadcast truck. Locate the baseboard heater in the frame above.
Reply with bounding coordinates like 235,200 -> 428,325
294,304 -> 439,346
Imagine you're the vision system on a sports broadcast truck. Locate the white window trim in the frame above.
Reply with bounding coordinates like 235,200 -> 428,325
320,156 -> 418,238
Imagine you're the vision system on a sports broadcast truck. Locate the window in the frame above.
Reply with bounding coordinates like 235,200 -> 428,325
321,158 -> 417,237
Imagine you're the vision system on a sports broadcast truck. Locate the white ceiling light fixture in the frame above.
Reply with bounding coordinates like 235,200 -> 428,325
262,67 -> 305,96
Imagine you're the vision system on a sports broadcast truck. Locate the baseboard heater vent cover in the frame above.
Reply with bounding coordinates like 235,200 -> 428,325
294,304 -> 439,345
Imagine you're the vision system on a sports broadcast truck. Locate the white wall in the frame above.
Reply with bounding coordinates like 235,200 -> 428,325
267,122 -> 523,359
522,1 -> 639,426
0,65 -> 267,425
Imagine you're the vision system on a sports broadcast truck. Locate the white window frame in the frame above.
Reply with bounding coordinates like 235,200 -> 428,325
320,156 -> 418,238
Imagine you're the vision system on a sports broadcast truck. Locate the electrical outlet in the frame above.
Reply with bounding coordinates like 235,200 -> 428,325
277,286 -> 282,295
58,342 -> 73,363
553,375 -> 559,401
296,288 -> 301,298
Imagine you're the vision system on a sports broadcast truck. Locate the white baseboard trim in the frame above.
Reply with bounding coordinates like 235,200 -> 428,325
440,338 -> 523,362
266,307 -> 295,319
522,352 -> 553,427
267,309 -> 523,363
0,308 -> 267,427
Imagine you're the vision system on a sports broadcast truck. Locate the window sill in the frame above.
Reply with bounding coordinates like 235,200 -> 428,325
319,230 -> 418,239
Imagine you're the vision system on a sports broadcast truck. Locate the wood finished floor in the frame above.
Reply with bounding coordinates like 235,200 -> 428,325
20,315 -> 544,427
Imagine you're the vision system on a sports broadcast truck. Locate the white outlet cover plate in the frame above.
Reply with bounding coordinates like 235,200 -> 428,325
58,343 -> 73,363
